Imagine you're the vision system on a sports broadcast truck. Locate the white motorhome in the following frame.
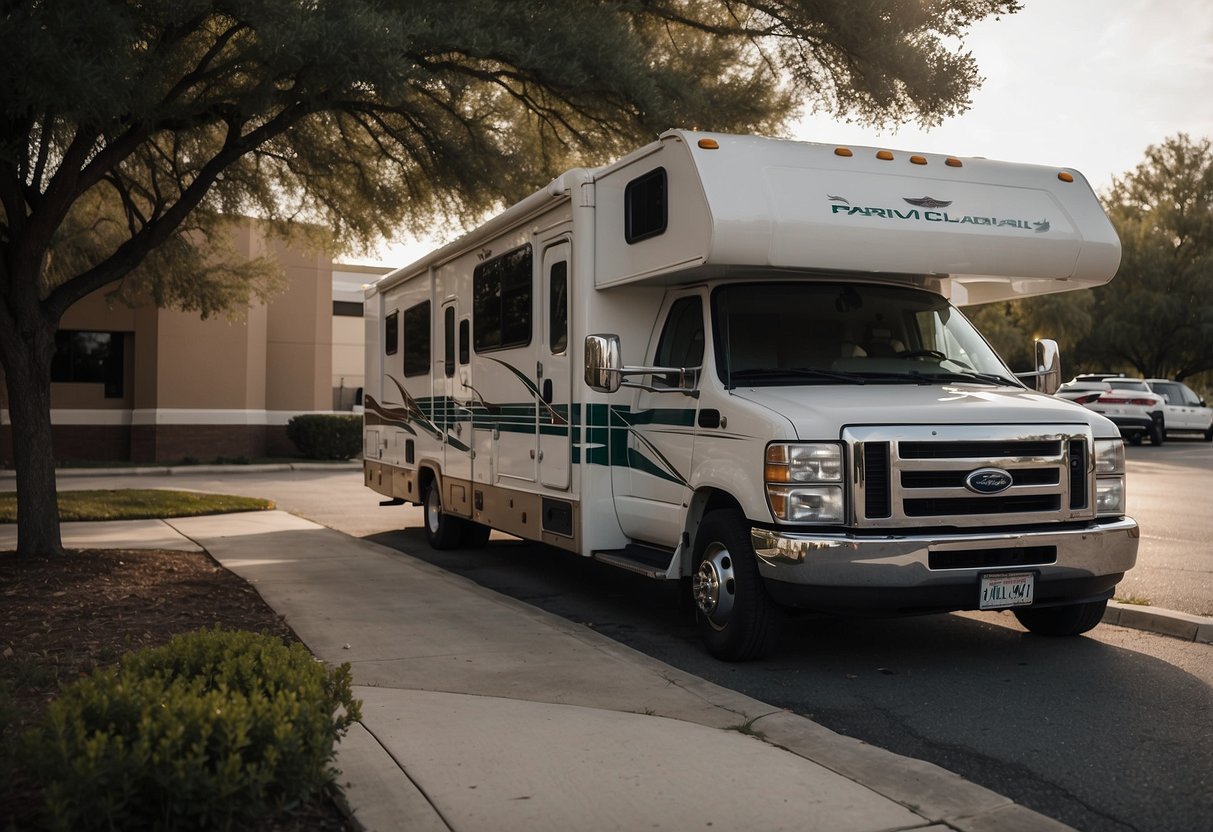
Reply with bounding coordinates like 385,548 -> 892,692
363,131 -> 1138,660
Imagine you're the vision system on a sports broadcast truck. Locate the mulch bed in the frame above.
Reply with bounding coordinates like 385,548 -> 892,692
0,547 -> 353,830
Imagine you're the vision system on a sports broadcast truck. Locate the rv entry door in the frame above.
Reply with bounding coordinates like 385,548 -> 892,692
539,241 -> 572,490
441,300 -> 473,506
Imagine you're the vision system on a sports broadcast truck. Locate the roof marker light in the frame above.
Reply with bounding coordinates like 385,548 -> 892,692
1058,171 -> 1075,182
835,147 -> 853,157
946,157 -> 963,167
876,150 -> 894,161
698,138 -> 719,150
910,155 -> 928,165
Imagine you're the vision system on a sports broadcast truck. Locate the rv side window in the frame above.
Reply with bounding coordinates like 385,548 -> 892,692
444,306 -> 456,377
473,245 -> 533,352
459,319 -> 470,365
625,167 -> 667,244
402,301 -> 431,377
653,296 -> 703,387
549,260 -> 568,354
384,311 -> 398,356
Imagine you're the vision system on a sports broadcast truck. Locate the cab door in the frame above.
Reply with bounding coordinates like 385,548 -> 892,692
613,292 -> 704,547
539,240 -> 572,490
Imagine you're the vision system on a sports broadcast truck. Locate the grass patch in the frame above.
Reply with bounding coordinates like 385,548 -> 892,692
1114,595 -> 1152,607
726,717 -> 767,740
0,489 -> 273,523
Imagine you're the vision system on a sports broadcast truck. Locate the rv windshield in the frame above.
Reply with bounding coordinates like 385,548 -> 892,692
711,282 -> 1018,388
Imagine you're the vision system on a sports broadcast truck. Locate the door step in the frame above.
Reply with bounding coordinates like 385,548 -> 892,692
592,544 -> 678,579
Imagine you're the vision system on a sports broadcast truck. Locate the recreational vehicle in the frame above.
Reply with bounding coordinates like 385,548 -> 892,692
363,131 -> 1137,660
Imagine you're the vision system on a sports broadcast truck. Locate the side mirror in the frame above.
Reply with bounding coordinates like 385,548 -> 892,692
585,334 -> 622,393
1013,338 -> 1061,394
1034,339 -> 1061,395
584,333 -> 699,396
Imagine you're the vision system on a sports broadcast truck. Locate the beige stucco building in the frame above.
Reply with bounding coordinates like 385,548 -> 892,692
0,225 -> 389,465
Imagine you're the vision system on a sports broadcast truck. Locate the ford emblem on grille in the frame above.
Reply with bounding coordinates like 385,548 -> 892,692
965,467 -> 1013,494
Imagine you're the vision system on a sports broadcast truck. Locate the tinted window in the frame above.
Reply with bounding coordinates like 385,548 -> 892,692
385,311 -> 398,355
459,319 -> 470,365
444,306 -> 456,377
473,245 -> 532,352
653,297 -> 704,387
402,301 -> 431,377
549,260 -> 568,354
625,167 -> 667,244
51,331 -> 124,398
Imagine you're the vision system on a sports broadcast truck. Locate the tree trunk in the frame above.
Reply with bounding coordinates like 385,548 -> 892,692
0,312 -> 64,558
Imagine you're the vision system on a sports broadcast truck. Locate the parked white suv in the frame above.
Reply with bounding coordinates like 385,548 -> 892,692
1143,379 -> 1213,440
1057,375 -> 1166,446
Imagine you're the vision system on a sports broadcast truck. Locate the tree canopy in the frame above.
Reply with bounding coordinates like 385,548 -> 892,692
966,134 -> 1213,387
1081,134 -> 1213,381
0,0 -> 1020,556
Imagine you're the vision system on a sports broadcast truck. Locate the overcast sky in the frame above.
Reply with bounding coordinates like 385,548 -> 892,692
350,0 -> 1213,268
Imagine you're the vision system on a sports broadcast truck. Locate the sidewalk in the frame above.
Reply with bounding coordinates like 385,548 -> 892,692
4,511 -> 1075,832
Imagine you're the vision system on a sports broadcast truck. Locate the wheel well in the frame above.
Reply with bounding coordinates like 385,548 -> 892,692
682,488 -> 744,574
418,466 -> 438,500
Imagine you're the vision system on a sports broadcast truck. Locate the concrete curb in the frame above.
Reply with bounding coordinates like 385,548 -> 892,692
1104,600 -> 1213,644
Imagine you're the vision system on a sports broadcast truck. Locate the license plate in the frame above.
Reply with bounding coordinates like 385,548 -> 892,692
979,572 -> 1035,610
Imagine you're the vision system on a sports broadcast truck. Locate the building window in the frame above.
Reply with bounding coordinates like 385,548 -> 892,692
333,301 -> 363,317
402,301 -> 431,377
625,167 -> 667,244
385,311 -> 398,355
51,331 -> 125,398
473,245 -> 532,352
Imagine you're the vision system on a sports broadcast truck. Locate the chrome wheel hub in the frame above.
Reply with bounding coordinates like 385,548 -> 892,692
693,542 -> 736,629
425,487 -> 441,533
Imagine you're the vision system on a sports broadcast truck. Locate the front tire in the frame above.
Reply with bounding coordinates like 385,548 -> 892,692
1013,599 -> 1107,636
424,479 -> 465,550
691,510 -> 782,661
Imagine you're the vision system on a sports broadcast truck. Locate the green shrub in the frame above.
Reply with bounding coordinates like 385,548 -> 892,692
285,414 -> 362,460
25,629 -> 361,831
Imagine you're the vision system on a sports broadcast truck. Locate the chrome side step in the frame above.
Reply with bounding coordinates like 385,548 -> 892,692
592,544 -> 678,579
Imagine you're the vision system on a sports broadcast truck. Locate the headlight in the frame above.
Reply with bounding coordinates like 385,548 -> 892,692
1093,438 -> 1126,516
766,443 -> 844,522
1094,477 -> 1125,516
1093,438 -> 1125,475
767,486 -> 845,523
765,443 -> 842,483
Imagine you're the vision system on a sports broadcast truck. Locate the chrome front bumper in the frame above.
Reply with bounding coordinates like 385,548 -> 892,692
751,518 -> 1139,590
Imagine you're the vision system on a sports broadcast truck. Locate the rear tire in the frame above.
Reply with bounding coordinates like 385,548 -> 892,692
691,510 -> 782,661
1013,599 -> 1107,636
1149,420 -> 1165,446
1127,431 -> 1143,446
424,479 -> 465,550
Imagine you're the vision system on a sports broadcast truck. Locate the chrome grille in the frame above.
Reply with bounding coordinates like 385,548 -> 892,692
847,425 -> 1095,529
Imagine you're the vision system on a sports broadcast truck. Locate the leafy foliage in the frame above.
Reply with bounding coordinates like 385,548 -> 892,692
1082,134 -> 1213,381
286,414 -> 363,460
0,0 -> 1020,555
23,629 -> 360,831
968,134 -> 1213,387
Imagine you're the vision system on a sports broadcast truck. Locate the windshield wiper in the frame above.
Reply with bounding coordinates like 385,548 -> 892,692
907,369 -> 1019,386
728,367 -> 868,387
